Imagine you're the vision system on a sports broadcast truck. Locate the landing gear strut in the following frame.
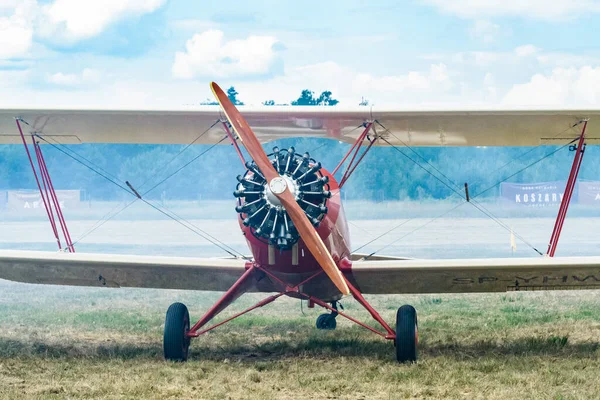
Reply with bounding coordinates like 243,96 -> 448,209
315,301 -> 342,330
165,265 -> 414,364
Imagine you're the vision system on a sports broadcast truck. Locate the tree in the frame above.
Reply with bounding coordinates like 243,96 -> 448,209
316,90 -> 339,106
227,86 -> 244,105
291,89 -> 339,106
359,97 -> 369,106
291,89 -> 316,105
262,100 -> 275,106
200,86 -> 244,106
199,99 -> 218,105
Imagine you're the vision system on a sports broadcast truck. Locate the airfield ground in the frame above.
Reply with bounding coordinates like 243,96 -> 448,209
1,207 -> 599,398
1,281 -> 600,399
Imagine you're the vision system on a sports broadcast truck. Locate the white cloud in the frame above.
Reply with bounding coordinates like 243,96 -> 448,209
0,1 -> 34,59
47,68 -> 101,86
231,62 -> 457,106
470,20 -> 500,43
422,0 -> 600,19
354,63 -> 453,95
503,66 -> 600,106
172,30 -> 280,79
472,51 -> 501,67
483,72 -> 497,99
37,0 -> 166,41
536,52 -> 600,68
515,44 -> 540,57
0,0 -> 165,57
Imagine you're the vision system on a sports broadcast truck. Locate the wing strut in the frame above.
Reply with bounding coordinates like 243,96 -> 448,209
547,120 -> 589,257
331,122 -> 375,188
15,118 -> 75,252
221,120 -> 247,167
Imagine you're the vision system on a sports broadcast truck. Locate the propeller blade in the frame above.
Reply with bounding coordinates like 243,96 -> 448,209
211,82 -> 349,296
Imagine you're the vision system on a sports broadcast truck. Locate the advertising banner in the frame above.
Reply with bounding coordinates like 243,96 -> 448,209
500,181 -> 570,207
578,181 -> 600,205
6,190 -> 81,210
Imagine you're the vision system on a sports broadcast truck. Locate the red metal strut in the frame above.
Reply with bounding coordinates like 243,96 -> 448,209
332,122 -> 376,189
15,119 -> 75,252
186,263 -> 396,341
547,120 -> 588,257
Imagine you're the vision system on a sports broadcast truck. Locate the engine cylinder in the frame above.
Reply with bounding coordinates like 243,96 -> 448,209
234,147 -> 330,250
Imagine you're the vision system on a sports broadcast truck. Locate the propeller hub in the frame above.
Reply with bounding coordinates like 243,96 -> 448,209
265,176 -> 296,207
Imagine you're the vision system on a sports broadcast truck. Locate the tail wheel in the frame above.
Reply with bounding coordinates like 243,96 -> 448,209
395,304 -> 418,363
316,313 -> 337,330
164,302 -> 191,361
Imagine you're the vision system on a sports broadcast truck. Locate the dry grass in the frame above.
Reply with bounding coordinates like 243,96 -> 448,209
2,281 -> 600,399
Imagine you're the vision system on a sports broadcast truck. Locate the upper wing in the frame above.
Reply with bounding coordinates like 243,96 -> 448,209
348,256 -> 600,294
0,250 -> 260,291
1,108 -> 598,146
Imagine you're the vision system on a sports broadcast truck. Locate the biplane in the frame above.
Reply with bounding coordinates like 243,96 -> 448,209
1,82 -> 600,363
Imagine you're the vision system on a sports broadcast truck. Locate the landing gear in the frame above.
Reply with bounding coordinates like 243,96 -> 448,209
164,302 -> 191,362
316,313 -> 337,330
316,301 -> 340,330
395,304 -> 418,363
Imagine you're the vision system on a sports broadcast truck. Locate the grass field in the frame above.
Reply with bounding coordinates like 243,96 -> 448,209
2,280 -> 600,399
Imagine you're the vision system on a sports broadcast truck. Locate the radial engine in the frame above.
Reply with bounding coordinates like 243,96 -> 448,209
234,147 -> 331,250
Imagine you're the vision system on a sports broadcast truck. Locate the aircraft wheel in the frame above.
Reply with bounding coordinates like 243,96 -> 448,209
316,313 -> 337,330
395,305 -> 418,363
164,302 -> 191,361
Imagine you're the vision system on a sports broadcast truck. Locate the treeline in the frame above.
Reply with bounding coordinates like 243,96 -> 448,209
201,86 -> 341,107
1,140 -> 598,201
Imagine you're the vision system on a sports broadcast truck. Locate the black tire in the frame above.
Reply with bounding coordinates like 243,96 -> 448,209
396,304 -> 418,363
316,313 -> 337,330
164,302 -> 191,361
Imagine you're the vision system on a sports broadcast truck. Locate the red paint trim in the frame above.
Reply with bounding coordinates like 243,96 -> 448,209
547,121 -> 588,257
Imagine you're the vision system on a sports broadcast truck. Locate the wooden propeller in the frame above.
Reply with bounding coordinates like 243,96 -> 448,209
210,82 -> 349,296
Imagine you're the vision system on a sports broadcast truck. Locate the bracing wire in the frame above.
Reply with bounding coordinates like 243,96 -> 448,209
366,137 -> 546,256
361,119 -> 584,253
353,124 -> 583,258
39,120 -> 222,244
35,134 -> 245,259
357,137 -> 580,257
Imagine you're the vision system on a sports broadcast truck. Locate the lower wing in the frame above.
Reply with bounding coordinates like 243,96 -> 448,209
3,250 -> 600,294
348,256 -> 600,294
0,250 -> 249,291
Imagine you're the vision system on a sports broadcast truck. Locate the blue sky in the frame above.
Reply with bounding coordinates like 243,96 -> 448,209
1,0 -> 600,107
